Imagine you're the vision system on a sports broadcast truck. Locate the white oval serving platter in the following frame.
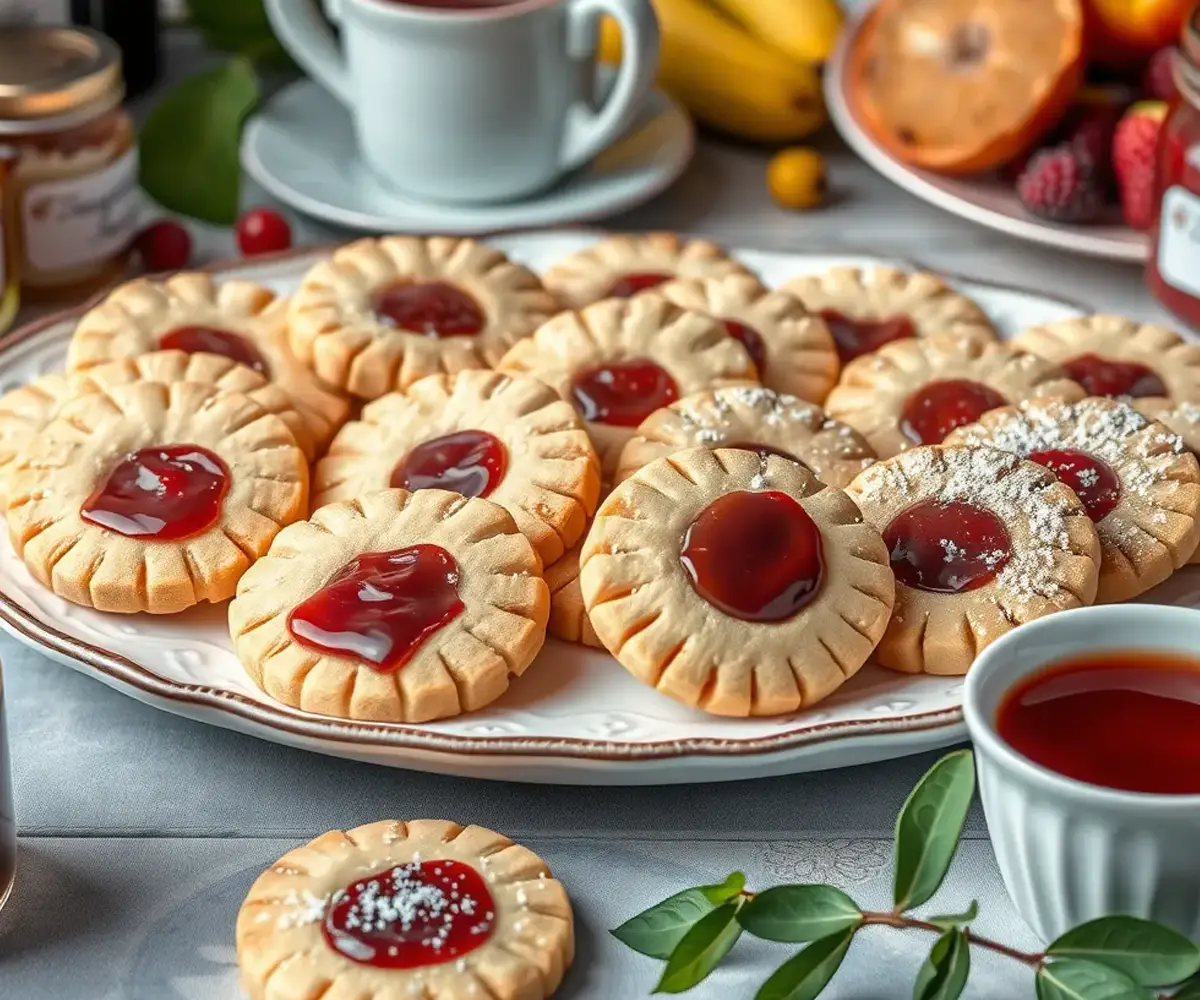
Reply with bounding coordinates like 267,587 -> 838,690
1,229 -> 1194,784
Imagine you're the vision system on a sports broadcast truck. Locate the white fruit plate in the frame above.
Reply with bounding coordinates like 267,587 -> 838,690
825,11 -> 1148,264
1,230 -> 1195,785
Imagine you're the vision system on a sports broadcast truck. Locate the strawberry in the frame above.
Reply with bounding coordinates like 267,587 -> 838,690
1113,101 -> 1168,230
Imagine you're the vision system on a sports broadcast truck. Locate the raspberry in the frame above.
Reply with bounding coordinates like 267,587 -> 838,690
1142,46 -> 1178,103
1113,101 -> 1167,230
1016,145 -> 1102,223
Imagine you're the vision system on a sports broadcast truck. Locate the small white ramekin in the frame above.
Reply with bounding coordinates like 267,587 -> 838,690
963,604 -> 1200,943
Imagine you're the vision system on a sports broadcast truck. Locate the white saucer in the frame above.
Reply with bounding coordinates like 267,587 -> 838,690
241,78 -> 695,234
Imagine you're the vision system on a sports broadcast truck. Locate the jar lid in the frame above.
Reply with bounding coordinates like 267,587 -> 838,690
0,26 -> 123,122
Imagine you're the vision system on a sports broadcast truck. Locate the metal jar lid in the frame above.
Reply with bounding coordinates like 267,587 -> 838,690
0,26 -> 123,132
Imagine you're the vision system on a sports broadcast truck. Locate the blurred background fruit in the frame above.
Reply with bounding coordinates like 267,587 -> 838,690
767,148 -> 828,209
1084,0 -> 1190,68
1113,100 -> 1168,229
706,0 -> 845,63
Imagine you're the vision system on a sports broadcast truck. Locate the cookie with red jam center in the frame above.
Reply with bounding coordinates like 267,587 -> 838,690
946,397 -> 1200,603
236,819 -> 573,1000
846,446 -> 1101,676
229,488 -> 549,723
579,446 -> 895,716
1136,399 -> 1200,565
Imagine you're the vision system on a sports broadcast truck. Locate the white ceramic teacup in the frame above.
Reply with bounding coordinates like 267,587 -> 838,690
264,0 -> 660,205
964,604 -> 1200,943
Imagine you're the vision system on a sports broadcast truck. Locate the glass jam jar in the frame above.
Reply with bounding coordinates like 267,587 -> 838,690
0,27 -> 138,302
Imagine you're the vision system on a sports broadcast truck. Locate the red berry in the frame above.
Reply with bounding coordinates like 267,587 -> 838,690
1142,47 -> 1178,103
136,219 -> 192,272
236,208 -> 292,256
1113,101 -> 1168,230
1016,145 -> 1102,223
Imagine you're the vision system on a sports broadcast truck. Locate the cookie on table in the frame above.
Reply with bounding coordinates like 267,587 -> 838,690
614,386 -> 876,489
237,819 -> 573,1000
6,382 -> 308,613
497,294 -> 758,478
946,398 -> 1200,603
229,489 -> 549,724
846,446 -> 1101,676
1013,314 -> 1200,407
824,332 -> 1082,458
658,275 -> 839,402
0,373 -> 72,511
541,232 -> 753,308
313,370 -> 601,567
783,265 -> 998,366
545,541 -> 604,650
1136,399 -> 1200,565
580,447 -> 895,716
288,236 -> 559,399
65,273 -> 349,458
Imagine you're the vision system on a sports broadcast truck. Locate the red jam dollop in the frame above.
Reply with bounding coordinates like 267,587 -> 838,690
391,430 -> 506,499
323,859 -> 496,969
570,359 -> 679,427
1028,448 -> 1121,522
158,325 -> 269,375
723,320 -> 767,373
288,545 -> 464,672
373,281 -> 486,337
883,499 -> 1011,593
680,489 -> 824,621
723,440 -> 809,470
1059,354 -> 1167,399
820,309 -> 916,363
80,445 -> 230,540
899,379 -> 1007,445
606,272 -> 671,298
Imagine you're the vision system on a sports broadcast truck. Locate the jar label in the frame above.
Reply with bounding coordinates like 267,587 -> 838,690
1157,185 -> 1200,300
21,148 -> 141,275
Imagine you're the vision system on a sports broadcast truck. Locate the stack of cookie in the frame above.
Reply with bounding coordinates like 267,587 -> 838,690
2,231 -> 1199,726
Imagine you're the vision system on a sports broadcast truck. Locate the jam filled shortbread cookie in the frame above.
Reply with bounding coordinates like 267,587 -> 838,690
313,371 -> 601,566
580,447 -> 895,716
783,265 -> 998,365
945,398 -> 1200,603
288,236 -> 559,399
545,541 -> 604,650
659,275 -> 839,402
615,386 -> 876,488
1013,315 -> 1200,406
824,332 -> 1082,459
237,820 -> 574,1000
0,373 -> 72,511
541,232 -> 753,308
6,382 -> 308,613
65,274 -> 350,458
1137,399 -> 1200,564
230,489 -> 549,723
498,294 -> 758,478
846,447 -> 1101,676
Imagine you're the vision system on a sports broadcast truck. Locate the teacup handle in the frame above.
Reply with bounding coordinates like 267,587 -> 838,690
561,0 -> 660,171
263,0 -> 353,107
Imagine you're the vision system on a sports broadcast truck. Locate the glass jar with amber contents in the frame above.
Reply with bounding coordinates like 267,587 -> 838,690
0,27 -> 138,301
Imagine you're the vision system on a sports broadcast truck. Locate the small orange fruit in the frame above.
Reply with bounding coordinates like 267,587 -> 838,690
767,148 -> 827,210
846,0 -> 1085,176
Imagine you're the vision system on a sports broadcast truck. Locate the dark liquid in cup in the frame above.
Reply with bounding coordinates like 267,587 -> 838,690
0,674 -> 13,907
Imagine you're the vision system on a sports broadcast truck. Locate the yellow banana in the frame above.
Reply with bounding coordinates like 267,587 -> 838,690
706,0 -> 844,65
600,0 -> 827,143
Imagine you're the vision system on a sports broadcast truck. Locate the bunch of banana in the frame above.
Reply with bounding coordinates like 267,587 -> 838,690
599,0 -> 843,142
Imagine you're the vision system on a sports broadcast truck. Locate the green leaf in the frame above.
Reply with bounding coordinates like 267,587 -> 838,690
893,749 -> 976,912
1048,916 -> 1200,987
611,887 -> 716,960
700,872 -> 746,905
754,926 -> 856,1000
1036,959 -> 1153,1000
655,902 -> 742,994
913,928 -> 970,1000
138,58 -> 260,225
928,900 -> 979,930
738,885 -> 863,943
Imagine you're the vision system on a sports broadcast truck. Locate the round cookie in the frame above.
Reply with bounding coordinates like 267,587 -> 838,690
0,373 -> 72,511
313,370 -> 601,567
541,232 -> 753,308
846,446 -> 1101,676
6,382 -> 308,614
824,331 -> 1082,458
545,541 -> 604,650
497,294 -> 758,478
580,447 -> 895,716
1013,314 -> 1200,407
237,819 -> 573,1000
288,236 -> 559,399
782,265 -> 998,365
229,488 -> 549,723
1137,399 -> 1200,565
615,386 -> 876,488
945,398 -> 1200,603
658,275 -> 839,402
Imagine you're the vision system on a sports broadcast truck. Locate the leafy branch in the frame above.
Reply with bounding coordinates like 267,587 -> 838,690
612,751 -> 1200,999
